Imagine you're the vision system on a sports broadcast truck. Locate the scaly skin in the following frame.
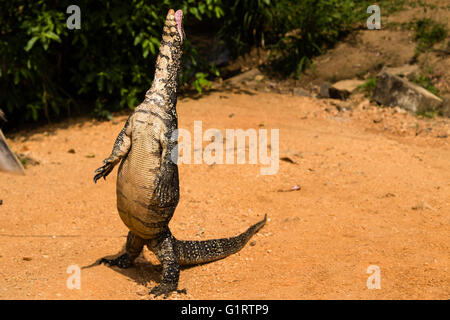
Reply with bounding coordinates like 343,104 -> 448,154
94,9 -> 266,298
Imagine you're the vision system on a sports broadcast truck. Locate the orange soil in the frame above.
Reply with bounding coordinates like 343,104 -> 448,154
0,91 -> 449,299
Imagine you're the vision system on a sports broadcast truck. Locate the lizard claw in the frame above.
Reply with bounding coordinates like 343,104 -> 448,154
94,160 -> 115,183
99,253 -> 133,269
149,285 -> 186,299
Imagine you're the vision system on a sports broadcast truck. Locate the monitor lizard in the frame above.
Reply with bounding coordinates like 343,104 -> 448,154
93,9 -> 266,298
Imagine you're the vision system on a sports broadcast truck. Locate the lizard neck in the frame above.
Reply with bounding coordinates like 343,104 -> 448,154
145,41 -> 182,111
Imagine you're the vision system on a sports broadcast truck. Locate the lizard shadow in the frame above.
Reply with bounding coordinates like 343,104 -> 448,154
82,251 -> 162,287
82,250 -> 219,287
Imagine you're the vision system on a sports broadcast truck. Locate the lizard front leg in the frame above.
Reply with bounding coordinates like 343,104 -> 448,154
153,126 -> 179,206
94,115 -> 133,183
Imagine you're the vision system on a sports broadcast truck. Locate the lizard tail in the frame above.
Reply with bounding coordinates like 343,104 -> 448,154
174,214 -> 267,266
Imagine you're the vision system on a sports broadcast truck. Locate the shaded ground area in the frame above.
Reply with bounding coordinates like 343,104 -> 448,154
0,90 -> 448,299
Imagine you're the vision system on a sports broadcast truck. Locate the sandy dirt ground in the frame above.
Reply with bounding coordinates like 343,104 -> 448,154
0,90 -> 449,300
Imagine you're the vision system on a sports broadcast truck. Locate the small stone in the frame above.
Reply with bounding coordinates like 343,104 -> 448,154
383,193 -> 396,198
329,79 -> 366,100
357,100 -> 370,110
225,68 -> 262,85
293,88 -> 312,97
23,257 -> 32,261
254,75 -> 264,82
250,241 -> 256,246
319,82 -> 332,98
67,149 -> 76,154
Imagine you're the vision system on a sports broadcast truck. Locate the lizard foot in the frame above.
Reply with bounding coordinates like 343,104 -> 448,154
149,285 -> 187,299
94,160 -> 116,183
99,253 -> 133,269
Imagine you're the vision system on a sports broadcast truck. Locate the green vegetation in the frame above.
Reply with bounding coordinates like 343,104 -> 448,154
410,73 -> 439,97
416,110 -> 439,119
1,0 -> 224,126
408,18 -> 448,52
269,0 -> 357,77
1,0 -> 418,127
358,78 -> 378,97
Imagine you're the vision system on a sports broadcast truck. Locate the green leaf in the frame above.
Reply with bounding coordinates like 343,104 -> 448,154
14,72 -> 20,85
24,37 -> 39,52
45,31 -> 61,42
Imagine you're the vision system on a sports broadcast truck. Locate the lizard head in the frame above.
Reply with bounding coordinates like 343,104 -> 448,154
165,9 -> 185,46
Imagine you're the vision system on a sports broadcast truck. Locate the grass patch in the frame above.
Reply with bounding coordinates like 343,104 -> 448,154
409,73 -> 439,96
357,77 -> 377,97
408,18 -> 448,52
416,110 -> 439,118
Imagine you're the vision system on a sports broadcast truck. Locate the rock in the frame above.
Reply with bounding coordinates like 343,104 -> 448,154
372,72 -> 443,113
318,82 -> 332,98
293,87 -> 312,97
357,100 -> 371,110
330,100 -> 352,112
254,75 -> 264,82
277,88 -> 292,95
329,79 -> 366,100
225,68 -> 262,85
441,98 -> 450,118
280,156 -> 297,164
383,65 -> 419,78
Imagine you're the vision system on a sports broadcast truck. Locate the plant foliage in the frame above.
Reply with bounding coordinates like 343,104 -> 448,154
2,0 -> 378,127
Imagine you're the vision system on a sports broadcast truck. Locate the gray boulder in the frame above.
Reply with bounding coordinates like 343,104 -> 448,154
372,72 -> 443,113
225,68 -> 262,86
